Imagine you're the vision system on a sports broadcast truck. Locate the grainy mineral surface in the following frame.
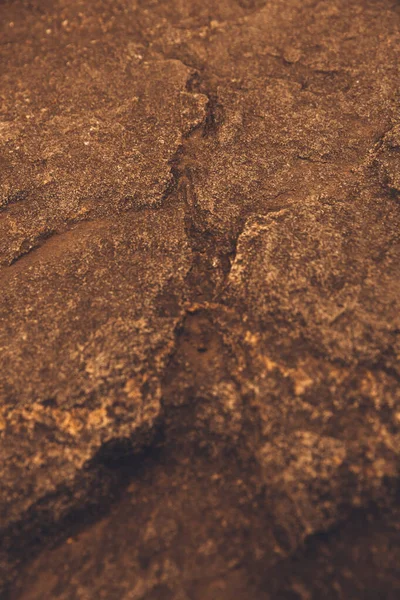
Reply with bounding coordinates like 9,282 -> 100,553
1,0 -> 400,598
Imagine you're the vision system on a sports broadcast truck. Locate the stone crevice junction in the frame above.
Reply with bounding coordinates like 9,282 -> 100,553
1,0 -> 400,598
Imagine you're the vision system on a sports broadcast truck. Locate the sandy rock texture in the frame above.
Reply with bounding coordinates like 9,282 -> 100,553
1,0 -> 400,598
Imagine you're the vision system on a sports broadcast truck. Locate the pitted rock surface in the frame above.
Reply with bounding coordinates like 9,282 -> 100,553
1,0 -> 400,598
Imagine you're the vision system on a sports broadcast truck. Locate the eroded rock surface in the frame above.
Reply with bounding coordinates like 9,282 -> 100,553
1,0 -> 400,598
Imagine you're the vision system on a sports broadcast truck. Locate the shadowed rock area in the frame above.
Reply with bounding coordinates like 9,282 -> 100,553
1,0 -> 400,598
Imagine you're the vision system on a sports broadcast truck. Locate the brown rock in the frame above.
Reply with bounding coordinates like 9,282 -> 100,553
1,0 -> 400,598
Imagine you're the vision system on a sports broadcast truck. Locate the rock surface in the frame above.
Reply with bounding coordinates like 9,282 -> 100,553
1,0 -> 400,598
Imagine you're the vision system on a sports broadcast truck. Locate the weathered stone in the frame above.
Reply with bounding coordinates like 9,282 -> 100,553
1,0 -> 400,598
0,210 -> 192,534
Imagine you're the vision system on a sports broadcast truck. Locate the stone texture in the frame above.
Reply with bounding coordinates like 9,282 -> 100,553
0,209 -> 192,532
1,0 -> 400,598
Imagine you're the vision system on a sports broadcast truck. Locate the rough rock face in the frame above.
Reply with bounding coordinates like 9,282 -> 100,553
0,209 -> 192,530
1,0 -> 400,598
